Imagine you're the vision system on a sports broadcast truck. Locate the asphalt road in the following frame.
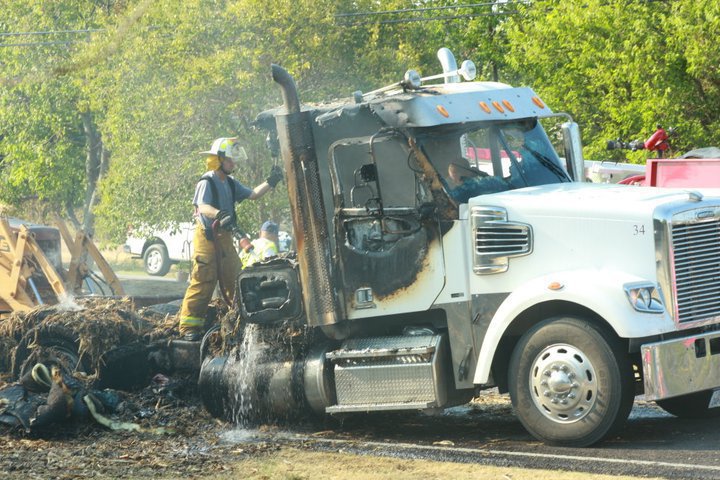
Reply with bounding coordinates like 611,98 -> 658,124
223,397 -> 720,479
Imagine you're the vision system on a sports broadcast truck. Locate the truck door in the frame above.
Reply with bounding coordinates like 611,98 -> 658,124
329,133 -> 446,319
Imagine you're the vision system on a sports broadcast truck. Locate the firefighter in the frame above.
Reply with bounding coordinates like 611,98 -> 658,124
178,137 -> 283,340
240,220 -> 280,268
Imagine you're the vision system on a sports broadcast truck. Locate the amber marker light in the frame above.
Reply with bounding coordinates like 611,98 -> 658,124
436,105 -> 450,117
532,96 -> 546,109
502,100 -> 515,112
479,102 -> 492,114
491,101 -> 505,113
547,281 -> 564,291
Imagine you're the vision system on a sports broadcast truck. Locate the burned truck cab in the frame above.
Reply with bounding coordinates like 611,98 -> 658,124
246,64 -> 580,334
210,51 -> 584,419
203,50 -> 720,447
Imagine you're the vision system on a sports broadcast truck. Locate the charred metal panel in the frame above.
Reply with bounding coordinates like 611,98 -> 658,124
337,214 -> 430,300
407,138 -> 458,220
311,110 -> 394,253
237,257 -> 303,325
324,129 -> 449,310
443,301 -> 476,389
328,136 -> 422,211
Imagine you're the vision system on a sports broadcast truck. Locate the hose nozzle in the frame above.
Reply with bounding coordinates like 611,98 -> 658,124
232,227 -> 254,252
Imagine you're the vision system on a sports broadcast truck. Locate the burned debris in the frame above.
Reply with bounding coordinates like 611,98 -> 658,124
0,298 -> 194,434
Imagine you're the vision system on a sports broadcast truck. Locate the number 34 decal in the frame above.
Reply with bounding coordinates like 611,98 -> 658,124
633,224 -> 646,235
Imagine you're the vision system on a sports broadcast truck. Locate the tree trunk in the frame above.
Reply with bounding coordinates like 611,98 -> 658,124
64,202 -> 82,231
80,111 -> 109,236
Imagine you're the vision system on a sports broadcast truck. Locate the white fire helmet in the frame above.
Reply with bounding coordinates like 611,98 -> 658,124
200,137 -> 248,161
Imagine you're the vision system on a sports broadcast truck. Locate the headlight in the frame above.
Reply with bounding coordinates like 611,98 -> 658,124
624,282 -> 664,313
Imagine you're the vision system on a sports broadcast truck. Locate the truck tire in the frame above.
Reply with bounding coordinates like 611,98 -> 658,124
656,390 -> 720,419
508,316 -> 634,447
12,325 -> 90,380
144,243 -> 171,276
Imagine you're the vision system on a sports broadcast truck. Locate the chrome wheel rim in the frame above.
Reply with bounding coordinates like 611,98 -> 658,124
529,343 -> 597,424
146,249 -> 162,273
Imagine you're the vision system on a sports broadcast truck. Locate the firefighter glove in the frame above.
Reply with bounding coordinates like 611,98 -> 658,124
214,209 -> 233,229
267,165 -> 283,188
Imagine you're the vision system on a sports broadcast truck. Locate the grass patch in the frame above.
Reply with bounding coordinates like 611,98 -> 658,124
100,248 -> 142,271
224,447 -> 660,480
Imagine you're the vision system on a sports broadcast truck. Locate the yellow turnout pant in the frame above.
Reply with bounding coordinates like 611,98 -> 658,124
179,225 -> 240,333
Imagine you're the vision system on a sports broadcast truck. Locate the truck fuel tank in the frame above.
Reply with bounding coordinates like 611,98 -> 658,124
197,324 -> 312,423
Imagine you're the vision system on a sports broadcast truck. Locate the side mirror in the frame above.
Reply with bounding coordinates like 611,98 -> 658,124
561,121 -> 585,182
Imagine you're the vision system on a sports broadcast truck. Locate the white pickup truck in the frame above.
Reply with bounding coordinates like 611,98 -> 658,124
124,223 -> 292,276
123,223 -> 193,276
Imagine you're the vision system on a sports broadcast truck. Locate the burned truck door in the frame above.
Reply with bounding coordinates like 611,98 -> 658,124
328,132 -> 447,319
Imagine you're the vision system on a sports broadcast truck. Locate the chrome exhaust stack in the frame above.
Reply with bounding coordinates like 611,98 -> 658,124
271,64 -> 340,327
437,47 -> 460,83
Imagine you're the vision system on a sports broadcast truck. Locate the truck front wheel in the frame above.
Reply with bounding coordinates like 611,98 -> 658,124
508,316 -> 634,447
144,243 -> 171,276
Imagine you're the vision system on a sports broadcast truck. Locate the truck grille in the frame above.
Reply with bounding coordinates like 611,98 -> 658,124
470,206 -> 532,275
474,224 -> 531,256
671,218 -> 720,323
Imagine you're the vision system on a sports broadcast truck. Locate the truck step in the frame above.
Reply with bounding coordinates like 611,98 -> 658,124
325,334 -> 448,412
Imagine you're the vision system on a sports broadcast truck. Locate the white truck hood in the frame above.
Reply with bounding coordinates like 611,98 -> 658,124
464,182 -> 720,294
468,182 -> 715,220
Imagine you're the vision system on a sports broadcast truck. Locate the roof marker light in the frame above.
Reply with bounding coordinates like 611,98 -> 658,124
532,96 -> 546,109
502,100 -> 515,112
436,105 -> 450,117
479,102 -> 492,114
492,101 -> 505,113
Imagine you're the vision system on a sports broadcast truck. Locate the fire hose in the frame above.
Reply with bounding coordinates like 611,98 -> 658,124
210,220 -> 253,307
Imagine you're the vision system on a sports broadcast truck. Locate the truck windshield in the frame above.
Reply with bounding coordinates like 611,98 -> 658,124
420,119 -> 571,201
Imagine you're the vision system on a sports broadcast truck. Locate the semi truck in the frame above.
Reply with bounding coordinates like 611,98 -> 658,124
199,49 -> 720,447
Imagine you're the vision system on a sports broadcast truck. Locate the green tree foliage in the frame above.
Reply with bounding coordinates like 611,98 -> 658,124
504,0 -> 720,162
0,1 -> 112,226
92,0 -> 378,239
327,0 -> 512,85
667,0 -> 720,147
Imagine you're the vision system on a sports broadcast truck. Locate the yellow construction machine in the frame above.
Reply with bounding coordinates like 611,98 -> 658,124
0,216 -> 124,318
